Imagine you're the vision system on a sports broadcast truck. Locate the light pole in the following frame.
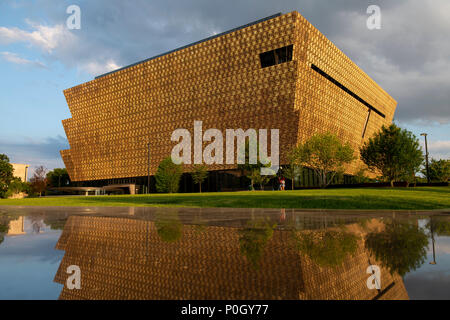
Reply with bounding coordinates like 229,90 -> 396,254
429,217 -> 437,265
147,142 -> 151,194
420,133 -> 430,184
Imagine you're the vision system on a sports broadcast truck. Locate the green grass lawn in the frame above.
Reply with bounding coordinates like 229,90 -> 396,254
0,187 -> 449,210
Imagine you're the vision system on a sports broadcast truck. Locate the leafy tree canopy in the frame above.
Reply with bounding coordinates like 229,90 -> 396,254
282,149 -> 303,190
423,159 -> 450,182
0,154 -> 14,198
46,168 -> 71,187
292,133 -> 355,188
155,157 -> 183,193
360,124 -> 423,187
4,177 -> 30,198
190,164 -> 208,193
237,141 -> 273,190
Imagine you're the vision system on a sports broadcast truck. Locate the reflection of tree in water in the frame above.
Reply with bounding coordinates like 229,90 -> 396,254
425,217 -> 450,265
238,219 -> 276,270
0,213 -> 13,245
155,209 -> 183,243
30,217 -> 45,234
293,230 -> 359,268
0,222 -> 9,234
32,221 -> 42,233
43,217 -> 68,230
365,221 -> 429,276
0,228 -> 7,245
426,218 -> 450,236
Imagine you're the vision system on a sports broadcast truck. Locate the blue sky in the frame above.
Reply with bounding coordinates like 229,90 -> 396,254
0,0 -> 449,174
0,216 -> 64,299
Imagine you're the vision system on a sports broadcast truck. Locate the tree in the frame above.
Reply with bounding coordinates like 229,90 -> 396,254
365,221 -> 429,276
249,168 -> 271,191
423,159 -> 450,182
30,166 -> 48,197
5,177 -> 30,198
0,154 -> 14,198
292,133 -> 355,188
360,124 -> 423,187
282,150 -> 303,190
43,217 -> 68,230
155,157 -> 183,193
237,141 -> 274,191
191,164 -> 208,193
46,168 -> 71,187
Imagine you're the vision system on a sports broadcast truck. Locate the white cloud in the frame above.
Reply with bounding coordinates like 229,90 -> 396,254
0,51 -> 47,69
0,19 -> 123,75
428,140 -> 450,160
0,21 -> 72,53
80,59 -> 122,76
330,0 -> 450,124
1,0 -> 450,118
0,135 -> 68,172
419,139 -> 450,160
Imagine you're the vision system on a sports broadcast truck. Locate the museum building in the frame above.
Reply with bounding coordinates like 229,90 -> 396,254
60,11 -> 397,193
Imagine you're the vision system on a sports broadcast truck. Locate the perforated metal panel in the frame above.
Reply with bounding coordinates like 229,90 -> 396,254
61,11 -> 396,182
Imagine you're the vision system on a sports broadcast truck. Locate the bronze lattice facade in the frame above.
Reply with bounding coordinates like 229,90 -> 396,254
54,213 -> 408,300
61,11 -> 397,183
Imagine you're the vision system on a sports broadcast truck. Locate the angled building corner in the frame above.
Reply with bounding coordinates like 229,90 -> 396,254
60,11 -> 397,187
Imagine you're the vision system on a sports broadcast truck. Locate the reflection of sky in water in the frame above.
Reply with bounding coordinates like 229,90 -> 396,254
403,233 -> 450,300
0,217 -> 64,300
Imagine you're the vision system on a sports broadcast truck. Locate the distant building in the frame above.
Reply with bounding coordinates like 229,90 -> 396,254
11,163 -> 30,182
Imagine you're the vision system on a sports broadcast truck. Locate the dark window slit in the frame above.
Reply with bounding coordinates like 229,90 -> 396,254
311,64 -> 386,119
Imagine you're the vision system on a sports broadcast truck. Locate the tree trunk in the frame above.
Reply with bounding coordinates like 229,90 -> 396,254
326,172 -> 337,188
322,171 -> 327,188
199,182 -> 202,193
390,180 -> 394,188
291,178 -> 294,190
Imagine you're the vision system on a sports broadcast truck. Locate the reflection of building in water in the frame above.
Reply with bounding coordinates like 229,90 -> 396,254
7,216 -> 25,235
54,215 -> 408,300
297,230 -> 409,299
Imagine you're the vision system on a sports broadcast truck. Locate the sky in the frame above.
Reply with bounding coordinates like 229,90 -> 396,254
0,0 -> 449,174
0,216 -> 64,299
